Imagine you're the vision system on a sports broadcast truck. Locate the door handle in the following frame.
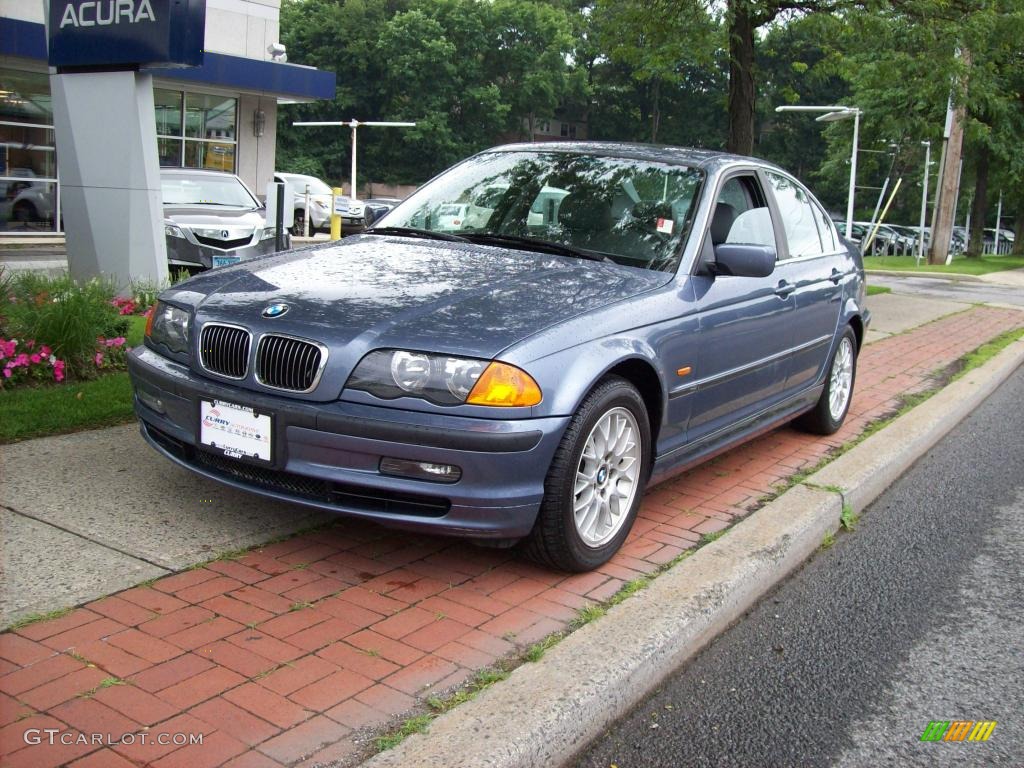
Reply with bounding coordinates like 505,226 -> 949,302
829,268 -> 843,285
774,280 -> 795,298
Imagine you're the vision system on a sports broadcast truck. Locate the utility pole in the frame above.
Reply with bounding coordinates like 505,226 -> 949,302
929,49 -> 970,265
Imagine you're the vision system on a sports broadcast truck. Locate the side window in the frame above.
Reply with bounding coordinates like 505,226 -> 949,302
812,201 -> 838,252
766,172 -> 824,259
708,175 -> 776,250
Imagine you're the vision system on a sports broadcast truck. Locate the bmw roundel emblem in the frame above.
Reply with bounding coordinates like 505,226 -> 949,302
262,303 -> 289,318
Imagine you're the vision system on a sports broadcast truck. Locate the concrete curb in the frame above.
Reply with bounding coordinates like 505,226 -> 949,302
361,337 -> 1024,768
810,338 -> 1024,514
865,268 -> 983,282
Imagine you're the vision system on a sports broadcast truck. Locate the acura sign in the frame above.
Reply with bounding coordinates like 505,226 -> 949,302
48,0 -> 206,70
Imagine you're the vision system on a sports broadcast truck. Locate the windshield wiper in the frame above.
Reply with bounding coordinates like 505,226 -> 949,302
462,233 -> 611,262
364,226 -> 469,243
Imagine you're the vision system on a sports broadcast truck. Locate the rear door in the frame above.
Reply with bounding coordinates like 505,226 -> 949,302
762,171 -> 844,394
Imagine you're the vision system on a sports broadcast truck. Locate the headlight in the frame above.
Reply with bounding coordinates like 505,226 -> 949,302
146,301 -> 191,355
260,226 -> 278,241
165,224 -> 185,239
347,350 -> 542,407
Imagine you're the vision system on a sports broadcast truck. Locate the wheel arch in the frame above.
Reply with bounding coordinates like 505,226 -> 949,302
597,357 -> 664,451
847,313 -> 864,351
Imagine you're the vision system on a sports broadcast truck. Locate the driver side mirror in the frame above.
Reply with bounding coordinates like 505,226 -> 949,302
712,243 -> 776,278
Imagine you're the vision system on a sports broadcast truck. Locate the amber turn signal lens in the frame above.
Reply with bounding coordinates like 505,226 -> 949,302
144,306 -> 156,337
466,362 -> 542,407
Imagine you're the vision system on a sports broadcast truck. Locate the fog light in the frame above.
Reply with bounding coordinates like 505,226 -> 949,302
379,457 -> 461,484
136,388 -> 165,415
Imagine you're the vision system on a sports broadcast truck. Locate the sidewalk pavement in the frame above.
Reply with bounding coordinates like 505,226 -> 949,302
1,299 -> 1022,768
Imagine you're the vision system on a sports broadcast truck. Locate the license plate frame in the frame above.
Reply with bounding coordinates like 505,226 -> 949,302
199,399 -> 273,464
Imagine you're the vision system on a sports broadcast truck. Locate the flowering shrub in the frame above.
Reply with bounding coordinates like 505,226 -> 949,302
93,336 -> 128,371
1,273 -> 127,380
112,297 -> 139,316
0,338 -> 67,386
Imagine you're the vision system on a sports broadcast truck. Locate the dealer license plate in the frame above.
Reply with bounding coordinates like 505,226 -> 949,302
200,399 -> 272,462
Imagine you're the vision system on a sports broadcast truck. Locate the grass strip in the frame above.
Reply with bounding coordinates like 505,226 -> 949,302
864,253 -> 1024,276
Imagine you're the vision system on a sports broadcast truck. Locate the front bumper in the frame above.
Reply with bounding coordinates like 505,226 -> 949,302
128,347 -> 568,539
166,234 -> 283,270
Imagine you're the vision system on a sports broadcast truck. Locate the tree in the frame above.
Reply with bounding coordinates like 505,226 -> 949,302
720,0 -> 848,155
828,0 -> 1024,260
591,0 -> 716,143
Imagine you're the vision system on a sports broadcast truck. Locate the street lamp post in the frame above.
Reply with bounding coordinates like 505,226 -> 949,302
775,105 -> 862,240
292,120 -> 416,200
917,140 -> 931,264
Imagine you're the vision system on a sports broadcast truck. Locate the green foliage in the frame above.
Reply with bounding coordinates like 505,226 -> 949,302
2,273 -> 125,379
0,371 -> 135,443
840,504 -> 859,531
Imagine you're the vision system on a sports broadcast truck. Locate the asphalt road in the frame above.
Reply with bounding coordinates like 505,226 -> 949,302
572,365 -> 1024,768
869,272 -> 1024,307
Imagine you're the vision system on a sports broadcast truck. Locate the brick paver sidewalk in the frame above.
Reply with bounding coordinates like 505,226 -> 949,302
2,306 -> 1022,768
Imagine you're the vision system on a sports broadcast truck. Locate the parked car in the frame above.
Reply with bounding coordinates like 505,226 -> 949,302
364,197 -> 402,225
983,227 -> 1015,254
273,172 -> 370,236
1,170 -> 55,228
131,143 -> 868,572
162,169 -> 288,273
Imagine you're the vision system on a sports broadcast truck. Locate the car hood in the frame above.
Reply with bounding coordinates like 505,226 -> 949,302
173,235 -> 670,365
164,207 -> 266,228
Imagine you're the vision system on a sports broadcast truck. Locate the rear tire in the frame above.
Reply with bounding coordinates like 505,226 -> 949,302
521,376 -> 650,572
796,326 -> 857,435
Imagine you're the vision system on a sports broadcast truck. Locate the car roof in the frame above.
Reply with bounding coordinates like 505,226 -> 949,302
485,141 -> 785,173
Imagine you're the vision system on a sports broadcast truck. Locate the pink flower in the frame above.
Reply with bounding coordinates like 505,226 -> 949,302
40,345 -> 51,356
54,367 -> 64,382
94,352 -> 104,367
2,368 -> 10,379
105,337 -> 126,348
15,354 -> 28,366
30,353 -> 41,364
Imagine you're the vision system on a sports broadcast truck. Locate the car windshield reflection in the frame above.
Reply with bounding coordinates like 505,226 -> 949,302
378,151 -> 704,272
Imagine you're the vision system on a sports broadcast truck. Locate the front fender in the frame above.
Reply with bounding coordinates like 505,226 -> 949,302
524,336 -> 667,420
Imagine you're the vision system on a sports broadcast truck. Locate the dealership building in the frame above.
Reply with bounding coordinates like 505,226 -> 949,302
0,0 -> 334,236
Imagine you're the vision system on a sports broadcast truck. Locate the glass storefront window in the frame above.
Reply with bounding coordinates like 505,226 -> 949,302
154,89 -> 183,137
184,93 -> 236,141
157,90 -> 237,174
1,178 -> 57,233
184,140 -> 236,173
1,69 -> 59,233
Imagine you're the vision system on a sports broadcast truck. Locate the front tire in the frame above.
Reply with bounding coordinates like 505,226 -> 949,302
521,377 -> 650,572
796,326 -> 857,435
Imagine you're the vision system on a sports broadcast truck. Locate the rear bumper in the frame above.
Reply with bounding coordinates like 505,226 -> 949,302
128,347 -> 568,539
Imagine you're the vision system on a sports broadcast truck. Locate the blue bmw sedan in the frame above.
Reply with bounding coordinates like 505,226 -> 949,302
130,143 -> 868,571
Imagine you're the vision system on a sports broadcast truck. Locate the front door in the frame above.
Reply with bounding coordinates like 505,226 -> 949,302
683,173 -> 795,446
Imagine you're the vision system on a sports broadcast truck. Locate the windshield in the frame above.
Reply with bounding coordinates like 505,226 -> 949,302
161,174 -> 259,209
283,176 -> 333,196
380,151 -> 703,272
